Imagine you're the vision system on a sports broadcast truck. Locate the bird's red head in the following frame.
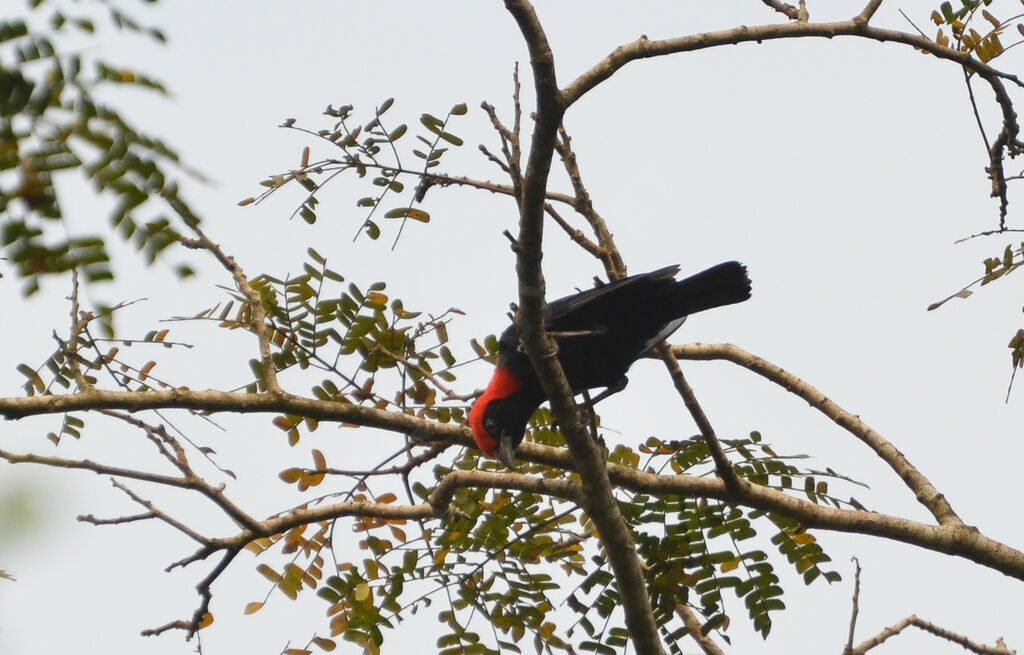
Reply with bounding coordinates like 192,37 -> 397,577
469,364 -> 521,466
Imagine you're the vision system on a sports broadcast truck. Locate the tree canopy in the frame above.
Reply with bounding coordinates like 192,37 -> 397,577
2,2 -> 1024,655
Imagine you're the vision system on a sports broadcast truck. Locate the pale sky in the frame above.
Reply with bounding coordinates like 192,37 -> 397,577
2,2 -> 1023,654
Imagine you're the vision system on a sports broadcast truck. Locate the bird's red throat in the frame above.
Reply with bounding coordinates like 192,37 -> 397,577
469,364 -> 521,456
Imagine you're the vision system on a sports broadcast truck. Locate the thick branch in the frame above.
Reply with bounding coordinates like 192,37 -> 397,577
608,466 -> 1024,581
560,6 -> 1024,222
670,342 -> 963,526
562,17 -> 1023,109
0,388 -> 460,434
504,2 -> 665,654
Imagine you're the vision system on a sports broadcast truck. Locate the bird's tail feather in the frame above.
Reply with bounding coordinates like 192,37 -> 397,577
669,261 -> 751,318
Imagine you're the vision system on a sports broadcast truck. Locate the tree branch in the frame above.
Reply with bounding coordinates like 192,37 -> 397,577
671,342 -> 963,526
844,557 -> 863,654
0,387 -> 469,445
675,603 -> 727,655
558,10 -> 1024,224
654,343 -> 739,489
761,0 -> 802,21
608,465 -> 1024,581
848,615 -> 1015,655
561,16 -> 1023,109
179,224 -> 282,393
504,2 -> 666,654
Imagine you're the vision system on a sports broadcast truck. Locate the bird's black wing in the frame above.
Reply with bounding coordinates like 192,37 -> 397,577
544,265 -> 679,328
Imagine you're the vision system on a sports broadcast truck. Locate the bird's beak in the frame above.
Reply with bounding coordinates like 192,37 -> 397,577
495,432 -> 517,469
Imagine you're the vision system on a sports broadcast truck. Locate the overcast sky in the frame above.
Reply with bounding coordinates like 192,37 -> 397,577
2,2 -> 1024,654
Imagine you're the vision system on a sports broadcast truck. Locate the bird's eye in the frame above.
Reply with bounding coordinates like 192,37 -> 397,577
484,416 -> 499,435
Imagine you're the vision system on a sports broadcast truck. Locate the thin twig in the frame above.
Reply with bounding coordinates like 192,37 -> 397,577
761,0 -> 801,21
847,614 -> 1015,655
675,604 -> 726,655
671,342 -> 964,526
844,557 -> 863,654
654,344 -> 740,490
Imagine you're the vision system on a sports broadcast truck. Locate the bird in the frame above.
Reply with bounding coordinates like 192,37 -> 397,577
468,261 -> 751,467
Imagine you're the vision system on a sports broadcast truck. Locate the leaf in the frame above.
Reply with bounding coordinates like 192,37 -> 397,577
376,97 -> 394,116
438,131 -> 463,146
383,207 -> 430,223
17,364 -> 45,393
354,582 -> 370,602
420,113 -> 443,132
792,532 -> 816,545
244,602 -> 264,615
312,448 -> 326,471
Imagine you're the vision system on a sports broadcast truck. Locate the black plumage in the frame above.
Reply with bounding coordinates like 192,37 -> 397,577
469,261 -> 751,467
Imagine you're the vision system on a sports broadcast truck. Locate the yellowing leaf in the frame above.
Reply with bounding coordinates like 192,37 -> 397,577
244,602 -> 263,615
139,360 -> 156,381
256,564 -> 281,583
354,582 -> 370,602
721,557 -> 741,573
198,612 -> 214,629
406,208 -> 430,223
792,532 -> 817,545
244,538 -> 273,554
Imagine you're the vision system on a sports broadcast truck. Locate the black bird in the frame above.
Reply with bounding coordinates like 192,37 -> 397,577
469,261 -> 752,466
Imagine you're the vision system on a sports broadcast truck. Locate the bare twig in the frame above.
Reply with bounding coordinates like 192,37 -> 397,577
372,345 -> 477,401
654,343 -> 739,490
65,269 -> 91,389
179,225 -> 282,393
761,0 -> 801,21
543,202 -> 603,257
306,443 -> 450,478
844,557 -> 863,654
552,127 -> 625,275
675,604 -> 727,655
848,615 -> 1015,655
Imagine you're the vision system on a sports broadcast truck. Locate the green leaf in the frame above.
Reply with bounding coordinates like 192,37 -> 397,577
438,131 -> 463,146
